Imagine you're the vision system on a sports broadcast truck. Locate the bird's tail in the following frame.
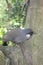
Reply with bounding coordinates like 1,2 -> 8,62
2,41 -> 8,46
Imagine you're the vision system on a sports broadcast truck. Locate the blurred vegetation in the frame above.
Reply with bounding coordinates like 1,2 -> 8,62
0,0 -> 26,46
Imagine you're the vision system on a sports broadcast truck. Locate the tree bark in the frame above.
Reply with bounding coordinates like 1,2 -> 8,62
25,0 -> 43,65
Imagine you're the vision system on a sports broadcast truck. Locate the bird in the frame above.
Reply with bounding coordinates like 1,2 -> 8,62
2,28 -> 34,46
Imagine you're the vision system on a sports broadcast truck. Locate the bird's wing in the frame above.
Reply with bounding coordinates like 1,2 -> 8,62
14,35 -> 27,43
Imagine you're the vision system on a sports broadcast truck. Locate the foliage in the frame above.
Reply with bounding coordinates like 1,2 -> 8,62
0,0 -> 26,46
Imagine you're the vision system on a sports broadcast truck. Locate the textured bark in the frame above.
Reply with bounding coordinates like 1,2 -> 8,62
0,50 -> 10,65
25,0 -> 43,65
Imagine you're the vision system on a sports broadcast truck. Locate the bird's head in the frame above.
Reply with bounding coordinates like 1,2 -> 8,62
23,29 -> 35,39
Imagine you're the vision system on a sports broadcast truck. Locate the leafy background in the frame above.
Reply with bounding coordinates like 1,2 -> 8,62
0,0 -> 26,46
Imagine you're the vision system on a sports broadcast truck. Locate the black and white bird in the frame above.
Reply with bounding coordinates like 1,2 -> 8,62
2,28 -> 34,46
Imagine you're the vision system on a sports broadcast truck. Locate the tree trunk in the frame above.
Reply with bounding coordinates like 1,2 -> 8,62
25,0 -> 43,65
